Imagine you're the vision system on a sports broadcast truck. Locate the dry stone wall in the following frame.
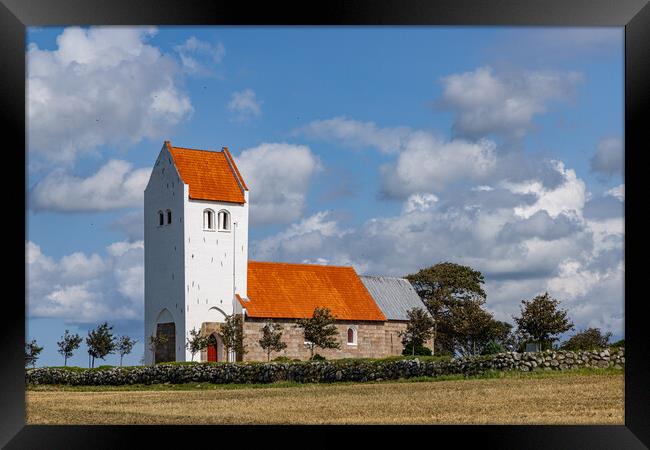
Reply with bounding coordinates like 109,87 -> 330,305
26,348 -> 624,386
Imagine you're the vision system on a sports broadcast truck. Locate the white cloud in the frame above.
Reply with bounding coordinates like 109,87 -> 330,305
30,159 -> 150,212
381,133 -> 497,197
503,161 -> 587,220
606,184 -> 624,201
440,66 -> 583,139
250,159 -> 623,337
173,36 -> 225,75
235,143 -> 321,225
591,137 -> 623,177
402,193 -> 439,214
296,117 -> 498,197
26,240 -> 144,323
251,211 -> 348,261
28,26 -> 193,165
228,89 -> 262,121
296,116 -> 412,154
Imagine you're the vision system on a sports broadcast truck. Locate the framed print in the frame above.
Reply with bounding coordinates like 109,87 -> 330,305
3,0 -> 648,447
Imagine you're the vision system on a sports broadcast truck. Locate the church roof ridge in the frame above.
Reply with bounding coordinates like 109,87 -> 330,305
248,260 -> 355,270
165,140 -> 247,204
242,261 -> 387,322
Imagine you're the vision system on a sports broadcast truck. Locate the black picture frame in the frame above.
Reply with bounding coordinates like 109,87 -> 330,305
3,0 -> 648,447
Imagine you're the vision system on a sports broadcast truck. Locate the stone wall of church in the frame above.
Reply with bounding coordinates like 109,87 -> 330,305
241,318 -> 411,361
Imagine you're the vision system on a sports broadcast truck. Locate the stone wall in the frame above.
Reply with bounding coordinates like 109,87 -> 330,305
241,318 -> 410,361
27,348 -> 623,386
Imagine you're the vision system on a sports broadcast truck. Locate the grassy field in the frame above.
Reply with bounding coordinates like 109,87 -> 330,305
26,368 -> 624,425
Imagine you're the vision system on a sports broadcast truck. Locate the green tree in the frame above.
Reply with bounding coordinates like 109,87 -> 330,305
561,328 -> 612,351
481,341 -> 505,355
399,307 -> 435,356
85,322 -> 117,368
25,340 -> 43,368
441,301 -> 514,357
186,327 -> 209,362
258,323 -> 288,362
57,330 -> 82,366
219,314 -> 246,362
148,334 -> 168,365
296,306 -> 341,359
406,262 -> 487,356
513,292 -> 574,350
116,336 -> 137,367
610,338 -> 625,348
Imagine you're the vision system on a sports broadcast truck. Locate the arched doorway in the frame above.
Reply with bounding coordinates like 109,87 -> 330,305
206,333 -> 223,362
154,309 -> 176,363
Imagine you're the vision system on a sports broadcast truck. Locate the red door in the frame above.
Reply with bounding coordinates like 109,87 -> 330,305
207,344 -> 217,362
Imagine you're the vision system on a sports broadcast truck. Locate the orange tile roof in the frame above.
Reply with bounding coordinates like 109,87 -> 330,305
166,141 -> 246,204
240,261 -> 387,321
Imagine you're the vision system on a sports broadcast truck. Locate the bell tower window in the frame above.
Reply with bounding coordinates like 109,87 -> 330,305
204,209 -> 215,231
218,210 -> 231,231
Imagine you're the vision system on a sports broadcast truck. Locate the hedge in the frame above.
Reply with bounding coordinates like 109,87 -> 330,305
26,348 -> 624,386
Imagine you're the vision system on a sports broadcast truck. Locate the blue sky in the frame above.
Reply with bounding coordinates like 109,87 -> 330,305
26,26 -> 624,367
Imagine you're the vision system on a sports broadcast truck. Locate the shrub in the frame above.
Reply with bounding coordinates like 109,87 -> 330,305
25,348 -> 624,387
402,344 -> 432,356
272,356 -> 293,362
310,354 -> 326,361
560,328 -> 612,351
610,339 -> 625,348
481,341 -> 505,355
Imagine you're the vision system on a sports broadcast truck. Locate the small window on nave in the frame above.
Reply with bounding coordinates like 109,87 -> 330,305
347,327 -> 357,345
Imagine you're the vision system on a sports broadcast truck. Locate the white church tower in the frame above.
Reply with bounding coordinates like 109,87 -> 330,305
144,141 -> 249,364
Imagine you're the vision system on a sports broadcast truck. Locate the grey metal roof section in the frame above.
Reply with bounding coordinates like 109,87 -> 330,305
359,275 -> 428,321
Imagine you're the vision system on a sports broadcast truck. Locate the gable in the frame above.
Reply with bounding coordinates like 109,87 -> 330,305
145,142 -> 183,194
240,261 -> 387,322
166,141 -> 247,204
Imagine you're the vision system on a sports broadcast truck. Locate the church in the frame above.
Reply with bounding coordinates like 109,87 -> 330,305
144,141 -> 430,364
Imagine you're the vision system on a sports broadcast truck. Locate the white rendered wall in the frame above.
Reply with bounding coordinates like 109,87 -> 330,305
182,190 -> 249,361
144,145 -> 186,364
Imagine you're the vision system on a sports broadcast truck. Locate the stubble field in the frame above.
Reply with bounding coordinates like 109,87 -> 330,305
26,369 -> 623,425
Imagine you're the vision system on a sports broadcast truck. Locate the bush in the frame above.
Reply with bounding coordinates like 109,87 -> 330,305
272,356 -> 293,362
25,348 -> 625,387
402,344 -> 432,356
481,341 -> 505,355
610,339 -> 625,348
561,328 -> 612,351
310,354 -> 326,361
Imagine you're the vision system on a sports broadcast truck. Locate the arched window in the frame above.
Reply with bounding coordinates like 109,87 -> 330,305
166,209 -> 172,224
203,209 -> 215,230
158,211 -> 164,226
347,327 -> 357,345
218,210 -> 231,231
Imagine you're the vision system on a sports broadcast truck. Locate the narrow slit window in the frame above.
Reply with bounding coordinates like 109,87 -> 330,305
347,327 -> 357,345
218,210 -> 231,231
158,211 -> 164,226
203,209 -> 215,230
167,209 -> 172,224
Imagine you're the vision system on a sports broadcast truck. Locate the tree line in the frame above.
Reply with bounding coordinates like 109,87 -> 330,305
25,323 -> 137,368
25,261 -> 622,367
400,262 -> 622,356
